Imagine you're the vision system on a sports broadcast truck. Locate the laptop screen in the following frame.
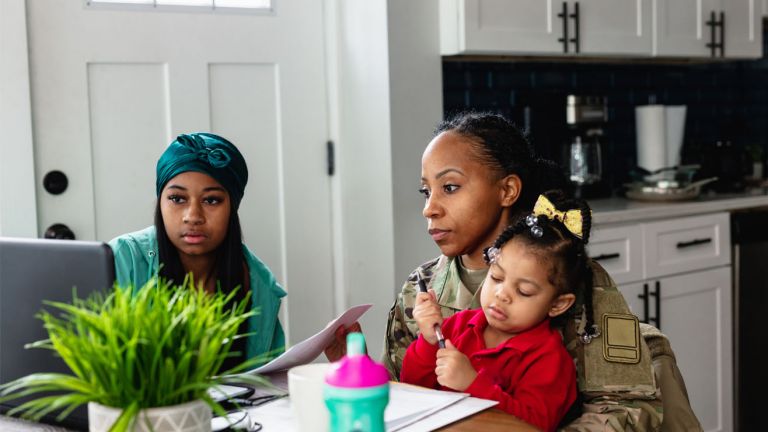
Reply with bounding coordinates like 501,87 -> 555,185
0,237 -> 115,430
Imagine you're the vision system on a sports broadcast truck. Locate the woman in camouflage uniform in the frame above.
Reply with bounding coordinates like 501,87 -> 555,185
382,112 -> 702,432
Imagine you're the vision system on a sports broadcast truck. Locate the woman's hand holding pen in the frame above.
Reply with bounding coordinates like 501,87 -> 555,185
435,339 -> 477,391
413,289 -> 443,345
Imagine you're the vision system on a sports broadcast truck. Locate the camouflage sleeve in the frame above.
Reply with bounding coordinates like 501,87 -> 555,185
383,278 -> 420,381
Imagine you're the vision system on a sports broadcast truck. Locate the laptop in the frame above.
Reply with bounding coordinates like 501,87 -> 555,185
0,237 -> 115,431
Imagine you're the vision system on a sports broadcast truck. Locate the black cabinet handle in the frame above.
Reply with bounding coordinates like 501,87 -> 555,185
676,237 -> 712,249
705,10 -> 725,57
592,252 -> 620,261
570,1 -> 580,54
719,11 -> 725,57
650,281 -> 661,330
706,10 -> 717,57
557,2 -> 569,53
638,283 -> 650,324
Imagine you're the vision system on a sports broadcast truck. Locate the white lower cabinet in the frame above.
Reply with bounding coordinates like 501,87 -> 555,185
620,267 -> 733,432
594,212 -> 733,432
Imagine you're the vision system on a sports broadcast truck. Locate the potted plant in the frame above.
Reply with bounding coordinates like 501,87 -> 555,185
0,276 -> 267,432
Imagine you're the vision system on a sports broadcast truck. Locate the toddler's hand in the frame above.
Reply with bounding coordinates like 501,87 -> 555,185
435,339 -> 477,391
413,289 -> 443,345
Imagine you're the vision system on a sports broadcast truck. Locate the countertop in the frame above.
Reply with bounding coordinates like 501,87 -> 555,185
591,187 -> 768,225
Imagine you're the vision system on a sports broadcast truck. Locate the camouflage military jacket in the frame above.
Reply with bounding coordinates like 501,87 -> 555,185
383,255 -> 702,432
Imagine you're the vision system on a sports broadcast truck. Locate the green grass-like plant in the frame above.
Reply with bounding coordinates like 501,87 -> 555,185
0,275 -> 270,431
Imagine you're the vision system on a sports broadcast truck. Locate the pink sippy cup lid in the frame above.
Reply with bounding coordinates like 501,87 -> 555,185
324,332 -> 389,388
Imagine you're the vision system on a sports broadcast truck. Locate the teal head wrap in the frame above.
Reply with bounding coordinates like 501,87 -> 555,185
156,133 -> 248,209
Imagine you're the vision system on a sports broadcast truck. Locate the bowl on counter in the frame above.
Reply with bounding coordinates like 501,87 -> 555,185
624,177 -> 718,202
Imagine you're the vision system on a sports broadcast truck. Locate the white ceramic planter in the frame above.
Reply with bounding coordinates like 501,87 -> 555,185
88,399 -> 211,432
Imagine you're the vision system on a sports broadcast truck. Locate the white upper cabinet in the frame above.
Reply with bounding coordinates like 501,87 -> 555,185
440,0 -> 562,55
440,0 -> 651,56
654,0 -> 762,58
578,0 -> 652,56
441,0 -> 762,58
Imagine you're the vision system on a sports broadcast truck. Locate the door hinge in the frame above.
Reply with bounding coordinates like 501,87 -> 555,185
327,140 -> 335,176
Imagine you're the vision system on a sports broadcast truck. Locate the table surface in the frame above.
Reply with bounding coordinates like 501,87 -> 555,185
438,408 -> 541,432
4,407 -> 541,432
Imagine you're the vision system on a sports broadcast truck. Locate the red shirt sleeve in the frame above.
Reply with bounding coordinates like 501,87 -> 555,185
400,312 -> 466,388
400,333 -> 440,388
464,344 -> 577,432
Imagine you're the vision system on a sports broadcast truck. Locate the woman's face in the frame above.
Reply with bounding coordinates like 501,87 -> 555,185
481,239 -> 574,336
420,131 -> 518,267
160,171 -> 231,261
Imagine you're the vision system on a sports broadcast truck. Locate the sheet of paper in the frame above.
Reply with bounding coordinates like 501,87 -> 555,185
385,383 -> 468,431
229,304 -> 372,376
244,382 -> 497,432
395,396 -> 498,432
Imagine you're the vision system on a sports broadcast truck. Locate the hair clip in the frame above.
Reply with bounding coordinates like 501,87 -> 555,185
579,325 -> 601,344
525,214 -> 543,238
484,246 -> 501,264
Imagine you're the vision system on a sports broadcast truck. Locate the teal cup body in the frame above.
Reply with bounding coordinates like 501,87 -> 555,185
324,383 -> 389,432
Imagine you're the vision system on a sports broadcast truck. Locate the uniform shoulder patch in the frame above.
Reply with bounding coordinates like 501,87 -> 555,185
602,313 -> 641,364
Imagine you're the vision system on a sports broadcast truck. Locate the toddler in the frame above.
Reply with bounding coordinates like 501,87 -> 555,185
400,190 -> 598,432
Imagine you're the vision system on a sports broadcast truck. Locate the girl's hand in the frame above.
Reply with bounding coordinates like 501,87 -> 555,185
413,289 -> 443,345
323,321 -> 363,362
435,339 -> 477,391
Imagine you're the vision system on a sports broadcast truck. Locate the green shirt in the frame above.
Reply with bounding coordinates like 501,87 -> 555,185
109,226 -> 286,363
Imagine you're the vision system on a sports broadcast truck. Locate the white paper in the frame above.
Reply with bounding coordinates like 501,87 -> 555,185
229,304 -> 372,376
244,382 -> 497,432
395,396 -> 498,432
385,383 -> 469,431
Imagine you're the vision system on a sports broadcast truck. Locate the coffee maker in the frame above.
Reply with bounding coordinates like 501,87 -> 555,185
564,95 -> 611,199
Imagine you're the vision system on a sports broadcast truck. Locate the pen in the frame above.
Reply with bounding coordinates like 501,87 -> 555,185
415,272 -> 446,349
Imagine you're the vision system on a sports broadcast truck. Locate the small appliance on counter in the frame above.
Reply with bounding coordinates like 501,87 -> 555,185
564,95 -> 611,199
696,140 -> 750,193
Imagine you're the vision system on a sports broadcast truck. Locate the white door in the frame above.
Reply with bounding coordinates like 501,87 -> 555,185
580,0 -> 651,56
659,268 -> 733,432
25,0 -> 334,345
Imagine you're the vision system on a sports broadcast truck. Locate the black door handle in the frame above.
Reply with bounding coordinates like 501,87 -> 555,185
44,223 -> 75,240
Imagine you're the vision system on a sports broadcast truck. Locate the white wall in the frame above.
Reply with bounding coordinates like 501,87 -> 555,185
388,0 -> 443,289
326,0 -> 397,359
0,0 -> 38,237
326,0 -> 442,359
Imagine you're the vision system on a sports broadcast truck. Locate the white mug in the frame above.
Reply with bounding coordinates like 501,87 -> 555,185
288,363 -> 331,432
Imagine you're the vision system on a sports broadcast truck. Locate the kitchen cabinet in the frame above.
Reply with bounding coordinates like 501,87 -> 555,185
654,0 -> 762,58
591,212 -> 733,432
440,0 -> 761,59
439,0 -> 651,56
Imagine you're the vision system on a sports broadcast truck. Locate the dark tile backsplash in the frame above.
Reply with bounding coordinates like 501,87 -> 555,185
442,31 -> 768,192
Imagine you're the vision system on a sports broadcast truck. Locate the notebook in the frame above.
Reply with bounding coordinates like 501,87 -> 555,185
0,236 -> 115,431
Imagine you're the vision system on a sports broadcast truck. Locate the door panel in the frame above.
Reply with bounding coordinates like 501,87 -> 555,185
26,0 -> 333,344
88,63 -> 168,241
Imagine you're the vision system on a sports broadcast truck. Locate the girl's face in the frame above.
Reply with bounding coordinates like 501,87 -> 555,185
480,239 -> 575,337
420,131 -> 519,268
160,171 -> 231,261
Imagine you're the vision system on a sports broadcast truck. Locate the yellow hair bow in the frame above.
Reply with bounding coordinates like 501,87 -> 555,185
532,194 -> 589,240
